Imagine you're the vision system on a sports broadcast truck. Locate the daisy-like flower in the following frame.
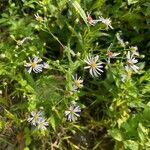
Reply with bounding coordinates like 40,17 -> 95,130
106,51 -> 120,64
130,46 -> 139,56
65,102 -> 81,122
72,74 -> 83,91
106,51 -> 120,58
37,118 -> 49,131
25,56 -> 47,73
98,16 -> 113,29
34,13 -> 43,22
125,51 -> 139,72
86,12 -> 99,26
27,111 -> 44,126
84,55 -> 103,77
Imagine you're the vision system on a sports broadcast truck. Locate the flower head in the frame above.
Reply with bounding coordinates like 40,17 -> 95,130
106,51 -> 120,58
37,118 -> 49,131
86,12 -> 99,26
27,111 -> 44,126
106,51 -> 120,64
25,56 -> 48,73
125,51 -> 139,72
65,102 -> 81,122
130,46 -> 139,56
98,16 -> 113,29
34,13 -> 43,22
84,55 -> 103,77
72,74 -> 83,91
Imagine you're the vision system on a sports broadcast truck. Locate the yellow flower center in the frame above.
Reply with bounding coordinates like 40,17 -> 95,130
90,62 -> 96,68
39,122 -> 44,127
31,62 -> 37,68
36,16 -> 43,22
127,70 -> 132,77
74,80 -> 81,87
34,114 -> 39,121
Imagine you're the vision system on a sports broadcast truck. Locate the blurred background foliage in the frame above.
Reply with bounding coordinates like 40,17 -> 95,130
0,0 -> 150,150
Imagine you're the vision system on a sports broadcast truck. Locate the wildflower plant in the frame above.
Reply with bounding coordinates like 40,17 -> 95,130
0,0 -> 150,149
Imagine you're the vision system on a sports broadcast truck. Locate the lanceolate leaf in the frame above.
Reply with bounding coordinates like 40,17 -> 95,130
69,0 -> 87,25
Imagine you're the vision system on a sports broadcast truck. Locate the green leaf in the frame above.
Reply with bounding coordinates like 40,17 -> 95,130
143,106 -> 150,121
69,0 -> 87,25
137,123 -> 148,142
108,129 -> 123,141
49,116 -> 56,131
127,0 -> 139,5
123,140 -> 139,150
24,147 -> 30,150
4,109 -> 20,125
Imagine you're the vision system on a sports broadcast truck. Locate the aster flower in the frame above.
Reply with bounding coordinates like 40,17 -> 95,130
106,51 -> 120,58
106,51 -> 120,64
130,46 -> 139,56
34,13 -> 43,22
72,74 -> 83,91
25,56 -> 48,73
27,111 -> 44,126
65,102 -> 81,122
125,51 -> 139,72
37,118 -> 49,131
98,16 -> 113,29
86,12 -> 99,26
84,55 -> 103,77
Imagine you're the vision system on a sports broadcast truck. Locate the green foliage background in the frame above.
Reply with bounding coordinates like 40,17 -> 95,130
0,0 -> 150,149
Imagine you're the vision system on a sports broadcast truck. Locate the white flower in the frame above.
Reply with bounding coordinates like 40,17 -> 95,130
125,51 -> 139,72
106,51 -> 120,64
37,118 -> 49,131
86,12 -> 99,26
84,55 -> 103,77
116,32 -> 125,47
0,53 -> 6,58
65,103 -> 81,122
98,16 -> 113,29
72,74 -> 83,91
25,56 -> 47,73
34,13 -> 43,22
42,62 -> 49,69
130,46 -> 139,56
106,51 -> 120,58
27,111 -> 44,126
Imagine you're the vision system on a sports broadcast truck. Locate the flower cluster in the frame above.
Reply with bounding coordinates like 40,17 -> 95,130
25,56 -> 49,73
28,110 -> 49,131
65,101 -> 81,122
86,12 -> 113,29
